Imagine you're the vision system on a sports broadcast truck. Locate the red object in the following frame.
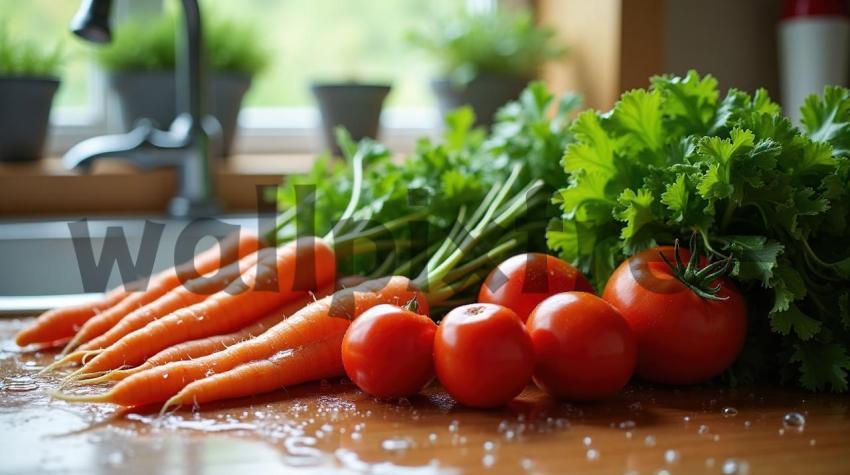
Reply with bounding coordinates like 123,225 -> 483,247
526,292 -> 636,401
781,0 -> 849,19
478,253 -> 594,323
602,246 -> 748,385
434,303 -> 534,408
342,304 -> 437,398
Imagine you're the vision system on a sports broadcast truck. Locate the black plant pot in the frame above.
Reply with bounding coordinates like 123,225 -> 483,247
0,77 -> 59,162
311,83 -> 391,157
432,75 -> 530,128
108,70 -> 251,157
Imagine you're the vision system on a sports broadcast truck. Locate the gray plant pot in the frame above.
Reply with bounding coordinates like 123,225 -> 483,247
0,77 -> 59,162
432,75 -> 530,128
311,83 -> 391,157
108,70 -> 251,157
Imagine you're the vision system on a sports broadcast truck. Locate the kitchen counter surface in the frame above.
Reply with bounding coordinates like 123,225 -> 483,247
1,318 -> 848,474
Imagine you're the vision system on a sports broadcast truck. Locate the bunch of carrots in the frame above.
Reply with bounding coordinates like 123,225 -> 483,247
19,85 -> 577,410
20,155 -> 543,411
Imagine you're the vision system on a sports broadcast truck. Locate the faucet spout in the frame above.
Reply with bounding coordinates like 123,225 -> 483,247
66,0 -> 220,218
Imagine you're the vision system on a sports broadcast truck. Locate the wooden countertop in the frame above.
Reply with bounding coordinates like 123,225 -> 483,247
1,319 -> 848,474
0,155 -> 316,216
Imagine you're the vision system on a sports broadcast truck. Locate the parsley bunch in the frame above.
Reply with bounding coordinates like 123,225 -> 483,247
548,71 -> 850,391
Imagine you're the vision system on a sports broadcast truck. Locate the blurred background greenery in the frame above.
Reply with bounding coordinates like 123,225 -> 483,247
0,0 -> 460,111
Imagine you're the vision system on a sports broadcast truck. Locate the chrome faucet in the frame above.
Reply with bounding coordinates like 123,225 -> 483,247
65,0 -> 221,217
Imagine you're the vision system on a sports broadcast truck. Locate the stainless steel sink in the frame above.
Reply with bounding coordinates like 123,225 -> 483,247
0,215 -> 263,315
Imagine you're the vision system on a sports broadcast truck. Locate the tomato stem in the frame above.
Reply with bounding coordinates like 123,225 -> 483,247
659,234 -> 732,301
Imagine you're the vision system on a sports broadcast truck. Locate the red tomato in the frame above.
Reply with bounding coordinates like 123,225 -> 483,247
342,304 -> 437,398
479,253 -> 594,322
602,246 -> 747,385
434,303 -> 534,408
526,292 -> 636,401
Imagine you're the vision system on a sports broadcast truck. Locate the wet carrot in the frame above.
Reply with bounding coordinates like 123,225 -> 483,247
15,287 -> 130,346
49,251 -> 261,370
69,236 -> 336,378
77,283 -> 333,384
60,231 -> 263,354
55,276 -> 424,407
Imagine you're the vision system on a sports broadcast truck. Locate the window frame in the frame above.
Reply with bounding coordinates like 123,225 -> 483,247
46,0 -> 501,155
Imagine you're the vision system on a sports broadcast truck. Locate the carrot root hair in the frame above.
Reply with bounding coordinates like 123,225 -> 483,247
159,395 -> 184,416
62,365 -> 131,386
70,367 -> 135,386
39,349 -> 103,375
49,389 -> 112,404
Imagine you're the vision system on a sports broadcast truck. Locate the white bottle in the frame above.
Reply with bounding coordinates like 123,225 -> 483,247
778,0 -> 850,124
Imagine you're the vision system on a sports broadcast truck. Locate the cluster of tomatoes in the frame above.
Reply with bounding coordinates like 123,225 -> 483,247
341,247 -> 747,408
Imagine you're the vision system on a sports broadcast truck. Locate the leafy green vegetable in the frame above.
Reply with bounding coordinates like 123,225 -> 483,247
409,9 -> 565,84
0,25 -> 62,77
273,82 -> 579,310
548,71 -> 850,392
94,14 -> 268,75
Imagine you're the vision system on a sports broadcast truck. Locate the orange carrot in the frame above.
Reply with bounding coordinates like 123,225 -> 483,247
55,276 -> 424,407
15,286 -> 130,347
71,236 -> 336,377
79,251 -> 261,352
78,283 -> 333,384
61,231 -> 262,353
51,251 -> 262,370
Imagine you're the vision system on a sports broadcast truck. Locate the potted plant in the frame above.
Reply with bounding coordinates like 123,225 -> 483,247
94,15 -> 268,157
311,81 -> 391,156
0,28 -> 62,162
411,9 -> 565,128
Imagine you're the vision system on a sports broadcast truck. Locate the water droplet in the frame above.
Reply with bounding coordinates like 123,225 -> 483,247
722,407 -> 738,417
428,433 -> 437,443
629,401 -> 643,411
585,449 -> 599,461
683,415 -> 692,423
503,429 -> 516,441
521,458 -> 534,471
698,424 -> 710,435
778,428 -> 785,436
449,420 -> 460,432
713,434 -> 721,442
482,454 -> 496,467
381,437 -> 413,452
722,458 -> 750,474
664,449 -> 680,464
583,436 -> 592,447
706,457 -> 716,468
351,432 -> 362,441
809,438 -> 817,446
483,440 -> 495,451
625,431 -> 633,439
656,470 -> 671,475
4,376 -> 37,392
644,435 -> 656,447
619,420 -> 636,430
744,420 -> 752,428
782,412 -> 806,431
162,373 -> 169,380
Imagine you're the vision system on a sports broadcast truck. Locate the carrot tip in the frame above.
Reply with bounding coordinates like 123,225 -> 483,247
160,396 -> 183,416
70,367 -> 133,386
60,337 -> 81,356
49,389 -> 111,404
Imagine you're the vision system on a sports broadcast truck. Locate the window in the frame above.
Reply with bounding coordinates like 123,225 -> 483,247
2,0 -> 497,154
